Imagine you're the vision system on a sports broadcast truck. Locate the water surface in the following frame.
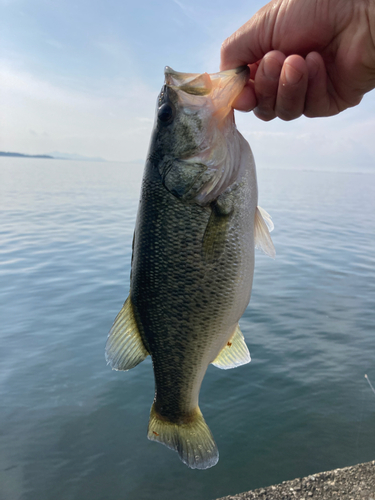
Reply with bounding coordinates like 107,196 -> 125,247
1,157 -> 374,500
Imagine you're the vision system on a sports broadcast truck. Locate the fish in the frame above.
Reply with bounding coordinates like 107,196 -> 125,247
105,65 -> 275,470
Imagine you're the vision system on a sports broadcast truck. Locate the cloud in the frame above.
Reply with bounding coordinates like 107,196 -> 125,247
1,56 -> 374,169
235,96 -> 375,171
0,62 -> 158,161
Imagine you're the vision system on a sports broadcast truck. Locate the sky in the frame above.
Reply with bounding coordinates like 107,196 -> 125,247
1,0 -> 375,169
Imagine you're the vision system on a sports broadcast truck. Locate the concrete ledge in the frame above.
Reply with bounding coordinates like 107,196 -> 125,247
216,460 -> 375,500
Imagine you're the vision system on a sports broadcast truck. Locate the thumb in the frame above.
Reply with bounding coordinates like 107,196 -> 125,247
220,3 -> 279,71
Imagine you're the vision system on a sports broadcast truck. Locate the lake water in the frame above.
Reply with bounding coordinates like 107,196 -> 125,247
1,157 -> 374,500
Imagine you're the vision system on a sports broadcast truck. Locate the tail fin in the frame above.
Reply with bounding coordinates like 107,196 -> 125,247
147,404 -> 219,470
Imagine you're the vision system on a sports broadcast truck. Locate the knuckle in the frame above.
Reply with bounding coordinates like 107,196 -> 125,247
220,37 -> 230,56
220,33 -> 237,59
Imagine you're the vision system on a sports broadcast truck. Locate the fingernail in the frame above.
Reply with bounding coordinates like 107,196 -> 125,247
263,56 -> 282,80
236,108 -> 253,113
306,55 -> 319,80
284,63 -> 303,85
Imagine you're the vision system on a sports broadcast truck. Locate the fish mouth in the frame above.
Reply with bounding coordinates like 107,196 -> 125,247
164,65 -> 249,84
164,65 -> 249,90
163,65 -> 249,120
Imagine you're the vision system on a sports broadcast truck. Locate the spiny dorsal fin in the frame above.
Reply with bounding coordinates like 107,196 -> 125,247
105,296 -> 149,371
211,323 -> 251,369
147,404 -> 218,470
254,206 -> 276,259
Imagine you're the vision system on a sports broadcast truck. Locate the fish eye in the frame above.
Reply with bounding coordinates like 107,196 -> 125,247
158,103 -> 174,125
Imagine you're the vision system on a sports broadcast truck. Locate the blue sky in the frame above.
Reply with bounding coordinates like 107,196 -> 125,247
1,0 -> 375,168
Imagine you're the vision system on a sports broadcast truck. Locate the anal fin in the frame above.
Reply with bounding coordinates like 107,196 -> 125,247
211,324 -> 251,369
105,296 -> 149,371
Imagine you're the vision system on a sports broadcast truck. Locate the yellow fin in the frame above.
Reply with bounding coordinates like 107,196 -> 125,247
254,206 -> 276,259
147,404 -> 218,470
211,324 -> 251,369
105,296 -> 149,371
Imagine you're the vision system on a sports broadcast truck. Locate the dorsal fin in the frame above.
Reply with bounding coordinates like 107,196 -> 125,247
254,206 -> 276,259
105,296 -> 149,371
211,324 -> 251,369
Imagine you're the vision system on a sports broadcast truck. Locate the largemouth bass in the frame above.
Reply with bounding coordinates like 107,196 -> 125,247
106,66 -> 275,470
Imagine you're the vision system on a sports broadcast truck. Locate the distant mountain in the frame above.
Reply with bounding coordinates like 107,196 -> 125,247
48,151 -> 106,162
0,151 -> 54,159
123,159 -> 144,164
0,151 -> 107,162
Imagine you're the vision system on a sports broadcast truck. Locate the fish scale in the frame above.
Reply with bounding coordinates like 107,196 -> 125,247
105,66 -> 275,469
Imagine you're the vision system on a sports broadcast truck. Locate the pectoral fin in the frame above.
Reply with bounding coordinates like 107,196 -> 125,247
254,206 -> 276,259
202,209 -> 230,262
211,324 -> 251,369
105,296 -> 149,371
202,191 -> 235,262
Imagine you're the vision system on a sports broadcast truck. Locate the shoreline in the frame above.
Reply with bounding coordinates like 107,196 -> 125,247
216,460 -> 375,500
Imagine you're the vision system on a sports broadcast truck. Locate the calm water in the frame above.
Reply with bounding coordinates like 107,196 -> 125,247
1,157 -> 374,500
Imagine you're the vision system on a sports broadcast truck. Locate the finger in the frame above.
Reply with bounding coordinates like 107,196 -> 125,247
304,52 -> 335,117
232,80 -> 257,112
275,55 -> 309,121
253,51 -> 286,121
221,21 -> 259,70
249,61 -> 261,80
220,5 -> 273,71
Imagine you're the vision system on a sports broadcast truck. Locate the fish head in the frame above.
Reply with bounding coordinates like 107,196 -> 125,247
149,66 -> 250,204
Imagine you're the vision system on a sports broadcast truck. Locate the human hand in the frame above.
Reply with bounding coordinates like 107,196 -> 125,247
220,0 -> 375,120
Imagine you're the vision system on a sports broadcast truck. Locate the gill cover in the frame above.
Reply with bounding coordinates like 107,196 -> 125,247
157,66 -> 250,206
